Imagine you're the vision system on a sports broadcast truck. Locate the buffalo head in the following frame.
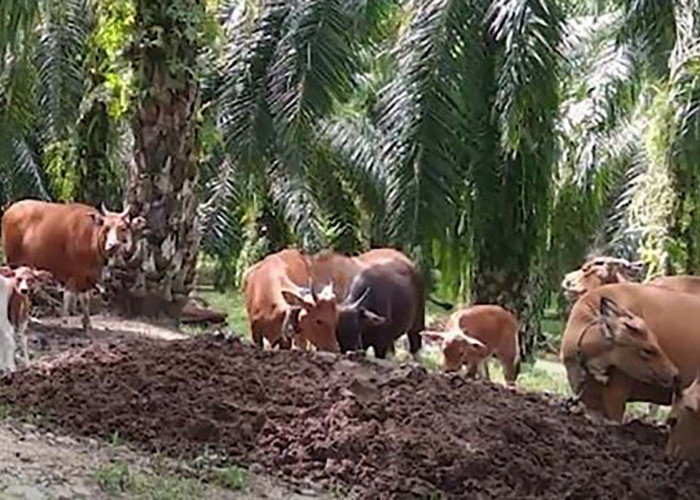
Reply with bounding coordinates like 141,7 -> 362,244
335,287 -> 386,353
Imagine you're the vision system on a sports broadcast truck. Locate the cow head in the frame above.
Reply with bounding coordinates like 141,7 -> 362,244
420,329 -> 489,372
561,257 -> 645,301
0,266 -> 54,296
91,204 -> 147,259
666,376 -> 700,460
281,282 -> 340,352
336,287 -> 386,352
591,296 -> 678,388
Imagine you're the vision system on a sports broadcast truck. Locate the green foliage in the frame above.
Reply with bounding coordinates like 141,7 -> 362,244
95,459 -> 206,499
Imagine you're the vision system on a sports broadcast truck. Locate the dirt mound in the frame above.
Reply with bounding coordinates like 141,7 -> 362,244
1,336 -> 697,499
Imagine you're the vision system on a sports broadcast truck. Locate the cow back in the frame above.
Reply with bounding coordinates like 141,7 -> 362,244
2,200 -> 102,286
451,305 -> 518,355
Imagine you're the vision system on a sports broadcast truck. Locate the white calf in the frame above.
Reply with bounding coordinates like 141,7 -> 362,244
0,266 -> 54,371
0,274 -> 17,373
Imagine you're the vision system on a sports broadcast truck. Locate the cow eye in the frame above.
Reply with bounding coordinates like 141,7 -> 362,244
667,416 -> 678,428
315,319 -> 323,326
640,347 -> 656,358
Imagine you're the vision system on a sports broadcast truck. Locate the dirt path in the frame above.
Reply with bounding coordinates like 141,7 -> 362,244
0,417 -> 331,499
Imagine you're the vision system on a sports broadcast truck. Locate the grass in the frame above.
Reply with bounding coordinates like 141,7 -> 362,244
95,460 -> 205,499
94,459 -> 248,499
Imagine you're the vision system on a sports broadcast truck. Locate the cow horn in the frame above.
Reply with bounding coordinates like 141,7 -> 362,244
309,278 -> 318,303
346,286 -> 370,310
120,204 -> 131,219
318,282 -> 335,301
100,203 -> 109,215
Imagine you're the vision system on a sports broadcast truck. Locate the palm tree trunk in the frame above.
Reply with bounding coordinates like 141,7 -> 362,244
104,0 -> 203,324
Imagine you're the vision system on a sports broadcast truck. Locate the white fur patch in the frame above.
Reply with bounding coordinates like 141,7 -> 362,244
105,227 -> 119,252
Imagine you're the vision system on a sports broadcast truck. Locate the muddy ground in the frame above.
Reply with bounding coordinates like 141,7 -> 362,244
1,327 -> 698,499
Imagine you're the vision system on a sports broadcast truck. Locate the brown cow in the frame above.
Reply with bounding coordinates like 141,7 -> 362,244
1,200 -> 144,330
243,249 -> 340,352
420,305 -> 521,384
560,284 -> 690,422
666,376 -> 700,460
561,256 -> 645,301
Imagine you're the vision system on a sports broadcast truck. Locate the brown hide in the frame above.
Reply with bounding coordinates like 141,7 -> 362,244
649,275 -> 700,295
1,200 -> 138,294
448,305 -> 520,383
666,378 -> 700,460
243,249 -> 340,352
243,249 -> 311,348
560,283 -> 699,420
309,248 -> 417,302
8,291 -> 29,330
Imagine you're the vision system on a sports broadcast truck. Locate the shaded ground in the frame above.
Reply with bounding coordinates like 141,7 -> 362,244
0,417 -> 326,499
1,334 -> 697,499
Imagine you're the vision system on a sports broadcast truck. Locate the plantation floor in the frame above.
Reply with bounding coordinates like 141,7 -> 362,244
0,321 -> 697,499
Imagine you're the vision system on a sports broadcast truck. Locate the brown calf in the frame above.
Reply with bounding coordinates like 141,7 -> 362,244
422,305 -> 521,384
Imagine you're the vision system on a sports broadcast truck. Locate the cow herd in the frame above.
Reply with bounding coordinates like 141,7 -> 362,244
0,198 -> 699,461
243,247 -> 521,383
0,199 -> 144,372
561,256 -> 700,460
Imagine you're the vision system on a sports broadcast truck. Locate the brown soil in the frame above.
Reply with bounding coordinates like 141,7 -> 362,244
1,335 -> 698,499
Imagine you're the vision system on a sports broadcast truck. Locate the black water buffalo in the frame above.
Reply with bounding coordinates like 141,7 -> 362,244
336,259 -> 425,358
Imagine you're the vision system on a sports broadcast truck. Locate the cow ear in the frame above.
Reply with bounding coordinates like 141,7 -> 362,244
685,395 -> 700,414
420,330 -> 447,344
88,212 -> 104,227
130,216 -> 147,231
599,296 -> 627,320
360,308 -> 386,326
281,290 -> 314,310
0,267 -> 14,278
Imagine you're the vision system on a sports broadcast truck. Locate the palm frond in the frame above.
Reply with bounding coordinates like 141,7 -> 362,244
375,0 -> 476,247
267,0 -> 359,145
212,1 -> 291,164
0,0 -> 40,70
35,0 -> 94,144
321,115 -> 386,227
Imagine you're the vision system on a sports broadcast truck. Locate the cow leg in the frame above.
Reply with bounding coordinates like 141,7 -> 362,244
500,353 -> 519,385
481,360 -> 491,381
79,292 -> 91,331
373,343 -> 389,359
62,289 -> 78,317
647,404 -> 660,420
0,323 -> 16,374
15,319 -> 29,366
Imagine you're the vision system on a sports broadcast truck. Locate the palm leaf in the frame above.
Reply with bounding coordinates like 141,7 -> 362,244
35,0 -> 94,145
